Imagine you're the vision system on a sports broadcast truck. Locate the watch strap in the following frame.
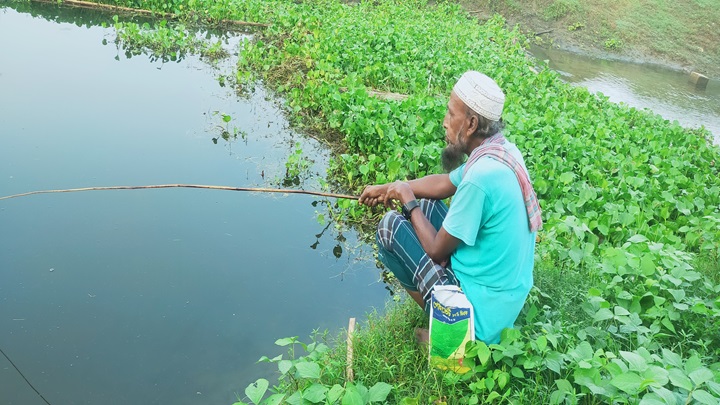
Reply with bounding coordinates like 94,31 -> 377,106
402,199 -> 420,220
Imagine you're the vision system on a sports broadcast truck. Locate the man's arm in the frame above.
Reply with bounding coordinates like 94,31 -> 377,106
407,208 -> 460,263
361,179 -> 460,263
358,173 -> 456,207
407,174 -> 457,200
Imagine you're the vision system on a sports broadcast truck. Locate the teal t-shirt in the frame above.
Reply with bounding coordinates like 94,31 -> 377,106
444,142 -> 536,344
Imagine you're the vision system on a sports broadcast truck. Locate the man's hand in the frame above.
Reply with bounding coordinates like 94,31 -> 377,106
359,181 -> 416,207
358,184 -> 389,207
383,181 -> 415,206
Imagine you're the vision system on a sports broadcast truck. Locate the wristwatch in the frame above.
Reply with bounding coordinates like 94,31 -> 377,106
401,199 -> 420,220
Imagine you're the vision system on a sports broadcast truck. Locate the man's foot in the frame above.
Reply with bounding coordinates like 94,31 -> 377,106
415,328 -> 429,347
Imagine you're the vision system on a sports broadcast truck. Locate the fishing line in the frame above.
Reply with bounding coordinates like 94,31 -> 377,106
0,346 -> 53,405
0,184 -> 359,201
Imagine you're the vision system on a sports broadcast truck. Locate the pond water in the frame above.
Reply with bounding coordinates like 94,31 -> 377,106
0,4 -> 387,405
530,45 -> 720,145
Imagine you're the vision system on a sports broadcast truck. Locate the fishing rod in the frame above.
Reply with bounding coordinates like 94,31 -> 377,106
0,184 -> 359,201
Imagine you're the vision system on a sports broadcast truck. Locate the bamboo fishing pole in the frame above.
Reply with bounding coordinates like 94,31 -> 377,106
0,184 -> 359,201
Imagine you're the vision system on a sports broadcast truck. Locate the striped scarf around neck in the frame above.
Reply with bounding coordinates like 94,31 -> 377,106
462,133 -> 543,232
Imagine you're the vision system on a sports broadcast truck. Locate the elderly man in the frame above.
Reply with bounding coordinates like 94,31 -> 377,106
359,71 -> 541,344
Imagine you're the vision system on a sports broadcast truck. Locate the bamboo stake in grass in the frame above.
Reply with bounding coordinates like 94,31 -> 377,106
346,317 -> 356,382
0,184 -> 359,201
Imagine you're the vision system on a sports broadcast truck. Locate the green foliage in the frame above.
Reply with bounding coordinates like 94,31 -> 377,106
232,336 -> 392,405
210,112 -> 246,145
112,17 -> 228,63
604,37 -> 623,50
282,142 -> 313,186
567,22 -> 584,32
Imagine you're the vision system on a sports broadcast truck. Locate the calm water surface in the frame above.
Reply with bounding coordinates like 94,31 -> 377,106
531,45 -> 720,145
0,5 -> 387,405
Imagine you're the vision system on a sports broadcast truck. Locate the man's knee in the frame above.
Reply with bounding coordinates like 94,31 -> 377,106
376,210 -> 403,251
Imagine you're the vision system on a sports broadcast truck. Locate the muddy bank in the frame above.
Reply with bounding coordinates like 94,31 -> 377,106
460,1 -> 720,80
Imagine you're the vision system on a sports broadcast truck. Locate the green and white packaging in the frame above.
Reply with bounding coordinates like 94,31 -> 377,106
429,285 -> 474,373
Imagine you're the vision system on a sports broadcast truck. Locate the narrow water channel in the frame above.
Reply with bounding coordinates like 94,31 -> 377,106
531,45 -> 720,145
0,5 -> 386,405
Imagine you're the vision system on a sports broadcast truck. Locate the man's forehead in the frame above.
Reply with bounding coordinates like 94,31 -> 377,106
448,91 -> 466,109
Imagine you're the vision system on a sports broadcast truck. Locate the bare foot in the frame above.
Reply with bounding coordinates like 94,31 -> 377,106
414,327 -> 429,347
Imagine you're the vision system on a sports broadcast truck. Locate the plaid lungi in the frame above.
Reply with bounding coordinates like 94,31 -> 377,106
376,199 -> 459,310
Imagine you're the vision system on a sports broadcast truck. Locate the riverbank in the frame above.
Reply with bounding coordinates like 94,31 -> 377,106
458,0 -> 720,79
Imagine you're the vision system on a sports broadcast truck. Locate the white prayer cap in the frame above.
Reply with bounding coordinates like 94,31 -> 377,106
452,71 -> 505,121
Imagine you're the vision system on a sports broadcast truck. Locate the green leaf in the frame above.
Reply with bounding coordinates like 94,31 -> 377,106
692,389 -> 719,405
684,355 -> 703,374
558,172 -> 575,184
593,308 -> 614,322
476,341 -> 491,365
295,362 -> 321,379
245,379 -> 269,405
275,337 -> 297,347
485,391 -> 501,403
688,367 -> 714,386
649,387 -> 677,405
569,246 -> 584,264
611,372 -> 643,395
536,335 -> 547,352
638,393 -> 665,405
668,368 -> 693,391
628,234 -> 649,243
570,341 -> 593,361
667,289 -> 686,302
661,349 -> 683,368
278,360 -> 292,375
327,385 -> 344,403
706,381 -> 720,396
620,351 -> 648,372
368,382 -> 392,402
660,317 -> 676,333
642,366 -> 669,387
614,306 -> 631,316
263,394 -> 285,405
555,379 -> 573,393
640,254 -> 656,276
545,351 -> 563,374
342,388 -> 364,405
285,391 -> 303,405
498,372 -> 510,390
549,390 -> 564,405
302,383 -> 328,403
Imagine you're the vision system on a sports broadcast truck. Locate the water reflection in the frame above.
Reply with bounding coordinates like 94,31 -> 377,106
530,45 -> 720,144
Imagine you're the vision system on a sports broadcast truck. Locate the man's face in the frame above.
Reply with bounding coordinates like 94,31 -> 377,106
441,92 -> 471,172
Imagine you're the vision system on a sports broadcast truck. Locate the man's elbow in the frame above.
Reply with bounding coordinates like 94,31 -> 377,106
428,249 -> 449,264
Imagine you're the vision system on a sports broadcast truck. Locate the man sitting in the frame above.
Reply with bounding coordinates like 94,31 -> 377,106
359,71 -> 541,344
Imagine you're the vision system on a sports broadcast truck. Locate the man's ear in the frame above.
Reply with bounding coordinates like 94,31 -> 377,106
465,113 -> 478,137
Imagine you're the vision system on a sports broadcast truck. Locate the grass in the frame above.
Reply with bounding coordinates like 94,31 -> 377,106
326,301 -> 435,401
